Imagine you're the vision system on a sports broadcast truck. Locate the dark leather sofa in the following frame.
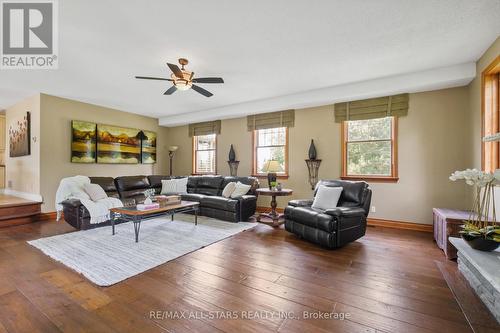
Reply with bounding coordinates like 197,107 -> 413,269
284,180 -> 372,249
61,175 -> 259,230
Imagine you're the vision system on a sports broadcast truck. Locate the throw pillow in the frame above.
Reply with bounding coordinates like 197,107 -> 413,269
83,183 -> 108,201
161,179 -> 177,194
222,182 -> 237,198
176,177 -> 188,194
230,182 -> 251,198
311,186 -> 343,211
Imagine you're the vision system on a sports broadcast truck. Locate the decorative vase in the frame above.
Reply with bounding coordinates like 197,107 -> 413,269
308,139 -> 317,160
228,144 -> 236,162
144,197 -> 153,205
461,234 -> 500,252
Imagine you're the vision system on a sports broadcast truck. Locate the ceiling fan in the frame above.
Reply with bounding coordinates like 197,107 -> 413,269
135,58 -> 224,97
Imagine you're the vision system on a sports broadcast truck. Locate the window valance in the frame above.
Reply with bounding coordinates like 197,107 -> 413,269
247,110 -> 295,131
188,120 -> 221,137
334,93 -> 409,123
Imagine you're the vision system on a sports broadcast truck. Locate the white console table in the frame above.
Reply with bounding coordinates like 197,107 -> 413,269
449,237 -> 500,323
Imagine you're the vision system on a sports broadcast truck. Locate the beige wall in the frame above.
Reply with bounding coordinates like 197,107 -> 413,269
166,87 -> 469,224
5,94 -> 41,196
39,94 -> 169,212
465,37 -> 500,203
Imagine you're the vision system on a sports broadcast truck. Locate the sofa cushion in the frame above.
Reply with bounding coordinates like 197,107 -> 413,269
311,186 -> 342,210
220,176 -> 259,195
314,180 -> 368,208
181,193 -> 206,202
284,206 -> 337,233
115,176 -> 150,199
161,179 -> 177,194
194,176 -> 224,196
201,196 -> 239,212
83,183 -> 108,201
221,182 -> 236,198
148,175 -> 173,189
230,182 -> 251,198
89,177 -> 118,193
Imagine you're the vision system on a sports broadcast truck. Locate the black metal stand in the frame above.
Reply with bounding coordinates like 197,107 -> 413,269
305,159 -> 322,190
227,160 -> 240,176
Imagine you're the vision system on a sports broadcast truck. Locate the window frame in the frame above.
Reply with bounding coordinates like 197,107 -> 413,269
252,127 -> 289,179
341,116 -> 399,183
192,134 -> 217,175
481,55 -> 500,173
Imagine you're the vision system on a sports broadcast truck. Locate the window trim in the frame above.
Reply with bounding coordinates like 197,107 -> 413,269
341,116 -> 399,183
481,55 -> 500,173
192,134 -> 217,175
251,127 -> 289,179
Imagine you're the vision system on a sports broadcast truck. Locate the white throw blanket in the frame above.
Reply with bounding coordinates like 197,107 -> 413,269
55,175 -> 123,224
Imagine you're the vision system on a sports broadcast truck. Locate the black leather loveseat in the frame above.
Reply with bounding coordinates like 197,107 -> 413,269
284,180 -> 372,249
61,175 -> 259,230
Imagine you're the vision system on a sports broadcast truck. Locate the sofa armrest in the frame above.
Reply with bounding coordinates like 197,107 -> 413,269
239,195 -> 257,202
61,198 -> 83,208
238,195 -> 257,221
288,199 -> 313,207
324,207 -> 366,218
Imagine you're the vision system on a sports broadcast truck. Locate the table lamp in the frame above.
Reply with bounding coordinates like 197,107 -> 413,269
262,160 -> 282,189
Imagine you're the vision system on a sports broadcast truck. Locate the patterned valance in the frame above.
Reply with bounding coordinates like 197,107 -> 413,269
247,110 -> 295,131
188,120 -> 221,137
334,93 -> 409,123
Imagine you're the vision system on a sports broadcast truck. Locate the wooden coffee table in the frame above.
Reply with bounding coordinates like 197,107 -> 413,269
256,188 -> 293,227
110,201 -> 199,242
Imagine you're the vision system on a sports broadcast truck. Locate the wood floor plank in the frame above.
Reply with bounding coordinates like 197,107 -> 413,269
0,291 -> 61,333
0,218 -> 479,333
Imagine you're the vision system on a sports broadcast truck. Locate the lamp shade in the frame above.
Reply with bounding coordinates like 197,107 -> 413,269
136,130 -> 148,141
262,160 -> 283,173
168,146 -> 179,152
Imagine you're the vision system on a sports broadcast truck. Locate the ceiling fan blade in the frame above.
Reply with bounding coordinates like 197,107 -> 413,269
192,77 -> 224,84
192,84 -> 213,97
167,63 -> 184,78
135,76 -> 173,81
164,86 -> 177,95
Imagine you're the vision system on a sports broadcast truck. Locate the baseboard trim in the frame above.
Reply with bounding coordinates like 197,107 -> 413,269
367,218 -> 432,233
38,211 -> 60,221
257,206 -> 432,233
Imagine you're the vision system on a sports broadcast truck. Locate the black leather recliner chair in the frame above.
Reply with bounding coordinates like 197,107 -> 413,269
284,180 -> 372,249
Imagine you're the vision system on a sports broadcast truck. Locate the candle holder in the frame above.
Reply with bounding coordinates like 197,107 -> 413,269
305,159 -> 322,190
227,160 -> 240,176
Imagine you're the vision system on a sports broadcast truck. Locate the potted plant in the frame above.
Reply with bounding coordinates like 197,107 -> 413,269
449,169 -> 500,251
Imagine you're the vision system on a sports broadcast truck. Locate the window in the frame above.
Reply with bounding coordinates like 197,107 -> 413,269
482,56 -> 500,173
193,134 -> 216,174
253,127 -> 288,177
342,116 -> 398,181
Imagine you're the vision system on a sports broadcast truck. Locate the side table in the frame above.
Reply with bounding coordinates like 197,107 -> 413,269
256,188 -> 293,227
433,208 -> 469,259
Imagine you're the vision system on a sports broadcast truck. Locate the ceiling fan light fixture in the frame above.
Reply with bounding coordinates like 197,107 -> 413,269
174,79 -> 192,91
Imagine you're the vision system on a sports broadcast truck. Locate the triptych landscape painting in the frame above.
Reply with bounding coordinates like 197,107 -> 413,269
71,121 -> 156,164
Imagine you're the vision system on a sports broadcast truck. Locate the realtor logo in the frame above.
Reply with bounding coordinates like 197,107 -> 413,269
1,0 -> 58,69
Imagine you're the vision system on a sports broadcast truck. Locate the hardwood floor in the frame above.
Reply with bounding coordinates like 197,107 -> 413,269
0,219 -> 496,332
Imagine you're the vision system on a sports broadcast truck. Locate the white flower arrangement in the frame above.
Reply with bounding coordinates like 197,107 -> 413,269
449,168 -> 500,187
449,168 -> 500,243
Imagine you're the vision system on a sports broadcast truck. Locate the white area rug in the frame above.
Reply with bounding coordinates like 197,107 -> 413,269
28,214 -> 256,287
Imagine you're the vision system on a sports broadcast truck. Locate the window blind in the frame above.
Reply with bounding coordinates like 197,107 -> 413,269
188,120 -> 221,137
247,110 -> 295,131
334,93 -> 409,123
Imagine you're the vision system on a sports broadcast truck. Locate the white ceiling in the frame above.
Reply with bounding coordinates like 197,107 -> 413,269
0,0 -> 499,126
